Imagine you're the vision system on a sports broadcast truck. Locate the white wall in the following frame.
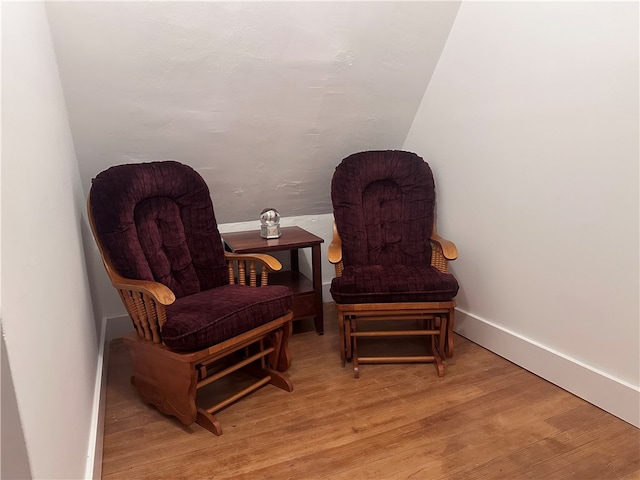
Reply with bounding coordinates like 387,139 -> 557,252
2,2 -> 99,478
1,329 -> 32,479
404,1 -> 639,426
45,1 -> 460,224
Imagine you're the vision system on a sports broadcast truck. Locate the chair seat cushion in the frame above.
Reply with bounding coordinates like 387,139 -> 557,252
161,285 -> 292,351
330,265 -> 459,304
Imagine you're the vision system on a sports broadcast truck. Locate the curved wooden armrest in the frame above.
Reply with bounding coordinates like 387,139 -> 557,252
431,228 -> 458,261
105,262 -> 176,305
328,222 -> 343,265
224,252 -> 283,272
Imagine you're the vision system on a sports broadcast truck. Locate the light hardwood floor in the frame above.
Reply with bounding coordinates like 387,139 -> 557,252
102,303 -> 639,479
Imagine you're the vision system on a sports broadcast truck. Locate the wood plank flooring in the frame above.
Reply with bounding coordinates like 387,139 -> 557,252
101,303 -> 639,479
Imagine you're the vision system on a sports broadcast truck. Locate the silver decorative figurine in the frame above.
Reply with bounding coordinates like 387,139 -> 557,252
260,208 -> 281,239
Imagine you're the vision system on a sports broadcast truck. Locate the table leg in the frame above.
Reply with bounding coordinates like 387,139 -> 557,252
311,244 -> 324,334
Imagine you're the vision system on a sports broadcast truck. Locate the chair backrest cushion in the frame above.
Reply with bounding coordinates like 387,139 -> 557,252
89,161 -> 228,298
331,150 -> 435,267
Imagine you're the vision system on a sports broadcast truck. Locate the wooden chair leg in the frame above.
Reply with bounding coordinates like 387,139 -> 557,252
344,317 -> 353,363
445,308 -> 455,358
196,408 -> 223,435
437,315 -> 447,357
351,319 -> 360,379
431,327 -> 444,377
276,320 -> 292,372
338,311 -> 346,366
267,329 -> 283,371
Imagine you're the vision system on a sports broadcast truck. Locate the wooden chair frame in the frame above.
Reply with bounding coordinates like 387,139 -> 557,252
89,200 -> 294,435
328,222 -> 458,378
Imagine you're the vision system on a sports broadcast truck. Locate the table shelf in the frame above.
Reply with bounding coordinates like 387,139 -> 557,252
269,270 -> 313,295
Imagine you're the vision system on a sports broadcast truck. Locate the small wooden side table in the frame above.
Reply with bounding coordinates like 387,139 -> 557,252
222,226 -> 325,334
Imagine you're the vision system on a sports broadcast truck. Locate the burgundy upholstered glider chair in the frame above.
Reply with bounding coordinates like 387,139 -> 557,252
88,161 -> 294,435
328,151 -> 459,378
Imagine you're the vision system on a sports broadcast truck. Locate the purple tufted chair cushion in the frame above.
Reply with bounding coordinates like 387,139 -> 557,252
90,161 -> 292,351
90,161 -> 229,297
330,151 -> 458,304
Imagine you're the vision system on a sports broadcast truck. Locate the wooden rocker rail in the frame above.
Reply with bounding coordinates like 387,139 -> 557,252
125,312 -> 293,435
343,311 -> 449,379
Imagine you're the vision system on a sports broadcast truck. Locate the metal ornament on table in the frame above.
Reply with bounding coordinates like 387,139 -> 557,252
260,208 -> 281,239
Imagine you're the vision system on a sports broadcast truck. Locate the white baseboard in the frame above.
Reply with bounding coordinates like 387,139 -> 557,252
455,308 -> 640,428
84,317 -> 107,480
85,315 -> 133,480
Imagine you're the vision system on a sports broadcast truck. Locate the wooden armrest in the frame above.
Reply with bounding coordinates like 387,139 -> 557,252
328,222 -> 343,264
431,228 -> 458,261
225,252 -> 283,272
106,264 -> 176,305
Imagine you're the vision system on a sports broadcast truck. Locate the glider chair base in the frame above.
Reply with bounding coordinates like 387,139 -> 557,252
336,302 -> 455,379
123,313 -> 293,435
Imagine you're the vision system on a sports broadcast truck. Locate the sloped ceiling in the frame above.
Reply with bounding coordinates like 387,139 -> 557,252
46,1 -> 460,223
